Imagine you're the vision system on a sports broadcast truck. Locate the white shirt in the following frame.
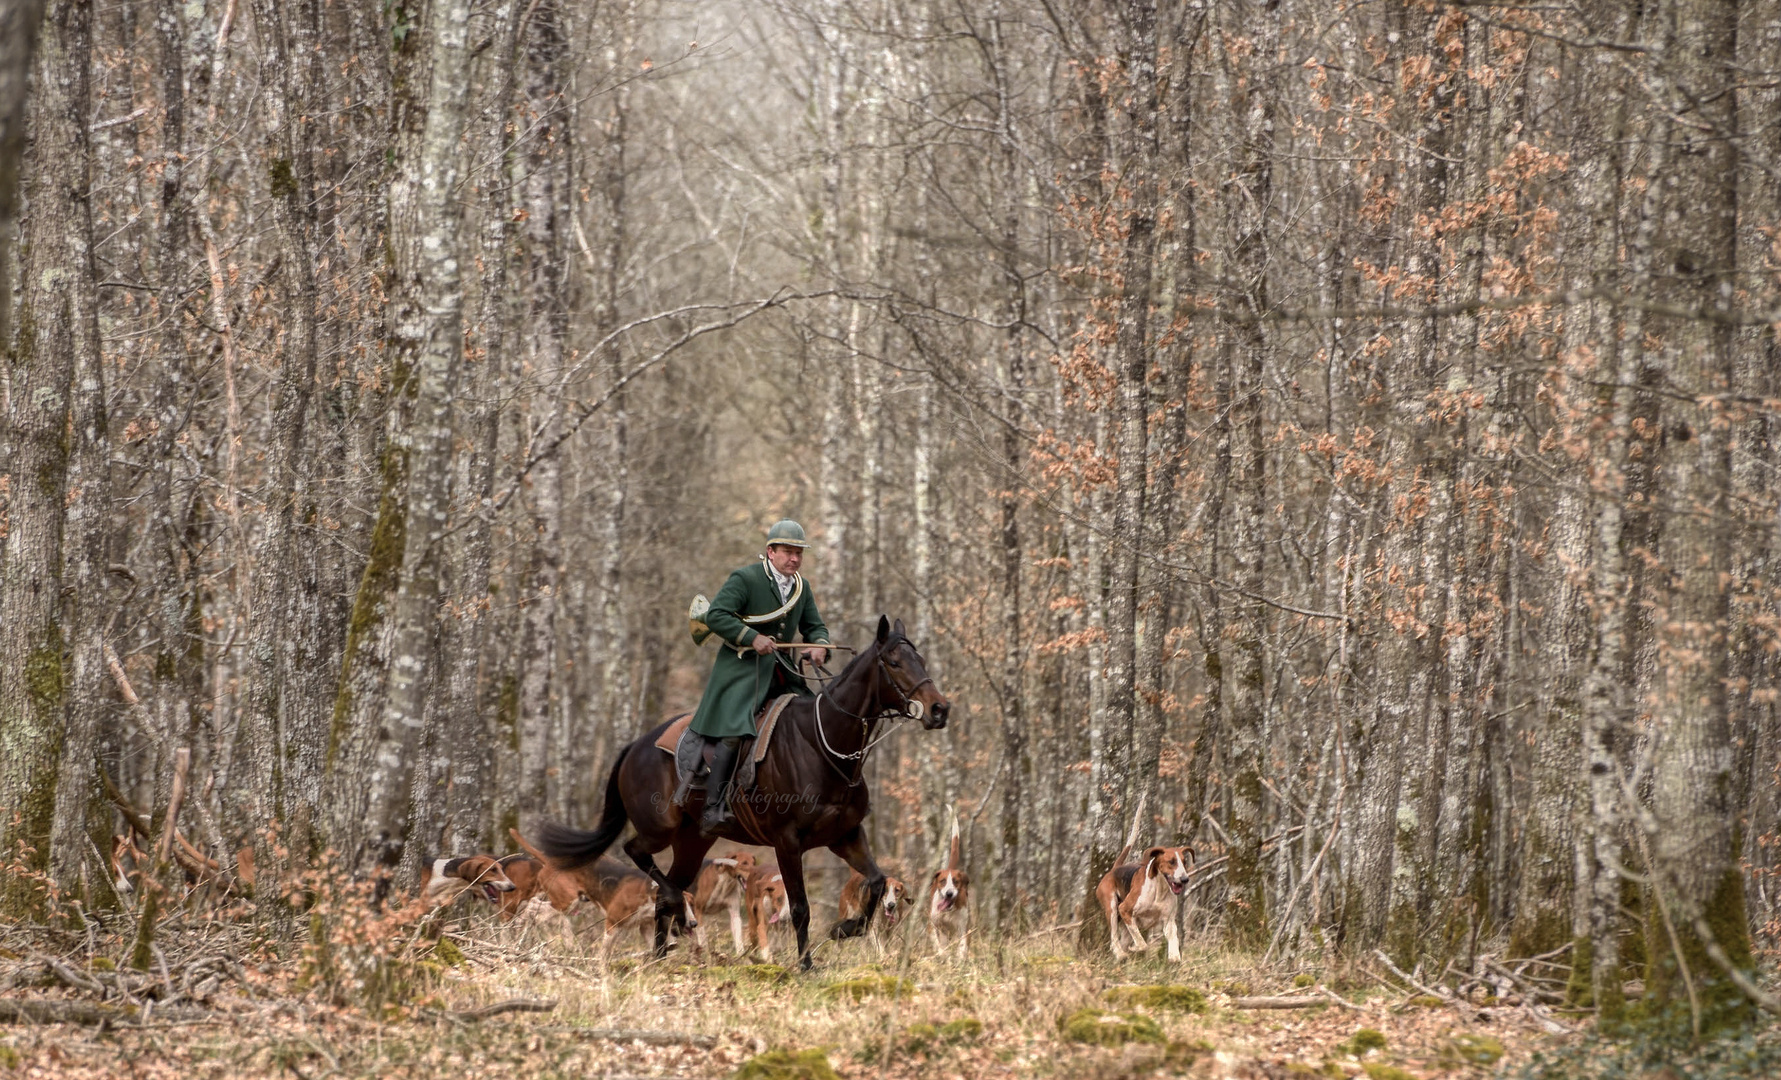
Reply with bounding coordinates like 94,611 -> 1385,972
766,560 -> 796,604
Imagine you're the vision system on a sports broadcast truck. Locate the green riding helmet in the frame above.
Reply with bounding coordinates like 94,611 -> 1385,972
766,519 -> 812,549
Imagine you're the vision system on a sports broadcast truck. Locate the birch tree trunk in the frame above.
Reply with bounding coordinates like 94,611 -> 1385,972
357,0 -> 476,888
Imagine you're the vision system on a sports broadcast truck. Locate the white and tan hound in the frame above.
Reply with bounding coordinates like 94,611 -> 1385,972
743,865 -> 790,961
689,851 -> 758,955
838,869 -> 908,958
1096,843 -> 1195,961
420,854 -> 518,909
926,814 -> 969,960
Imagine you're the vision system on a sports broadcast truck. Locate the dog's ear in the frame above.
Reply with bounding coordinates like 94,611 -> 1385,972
1143,846 -> 1167,869
1180,846 -> 1197,867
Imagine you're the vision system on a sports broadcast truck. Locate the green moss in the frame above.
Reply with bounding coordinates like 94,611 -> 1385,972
1361,1065 -> 1415,1080
1438,1033 -> 1503,1066
269,158 -> 297,201
1338,1028 -> 1387,1056
822,975 -> 914,1002
1638,867 -> 1757,1041
1405,995 -> 1446,1009
326,444 -> 408,767
1155,1039 -> 1211,1072
1102,984 -> 1208,1013
1294,973 -> 1316,988
0,1044 -> 19,1069
433,938 -> 466,967
896,1018 -> 982,1057
1212,979 -> 1253,997
1057,1007 -> 1165,1047
710,963 -> 791,984
734,1049 -> 838,1080
24,642 -> 65,707
89,956 -> 115,972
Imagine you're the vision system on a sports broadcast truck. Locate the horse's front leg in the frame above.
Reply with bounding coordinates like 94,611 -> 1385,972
624,835 -> 684,957
824,826 -> 883,941
774,843 -> 813,970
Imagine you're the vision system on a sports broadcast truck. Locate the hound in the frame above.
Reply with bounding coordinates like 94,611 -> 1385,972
512,828 -> 684,954
837,869 -> 908,958
926,813 -> 969,960
1096,825 -> 1194,961
689,851 -> 758,955
493,853 -> 543,921
419,854 -> 518,909
743,865 -> 791,961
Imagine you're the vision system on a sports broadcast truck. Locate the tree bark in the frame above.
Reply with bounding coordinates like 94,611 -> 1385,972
1641,0 -> 1755,1037
0,0 -> 89,918
357,0 -> 477,889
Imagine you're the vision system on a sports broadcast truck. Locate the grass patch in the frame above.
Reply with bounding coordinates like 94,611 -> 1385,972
432,938 -> 467,967
1102,985 -> 1208,1013
890,1017 -> 985,1057
1293,973 -> 1316,988
1058,1007 -> 1165,1047
1338,1028 -> 1388,1056
1362,1065 -> 1416,1080
1439,1033 -> 1504,1066
821,975 -> 914,1002
735,1048 -> 840,1080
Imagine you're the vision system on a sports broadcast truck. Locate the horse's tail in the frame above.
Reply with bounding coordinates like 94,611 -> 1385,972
1111,792 -> 1148,871
535,743 -> 631,870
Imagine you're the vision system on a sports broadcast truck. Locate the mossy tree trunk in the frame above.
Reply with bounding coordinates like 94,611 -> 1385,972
1640,0 -> 1757,1041
0,0 -> 88,919
356,0 -> 478,892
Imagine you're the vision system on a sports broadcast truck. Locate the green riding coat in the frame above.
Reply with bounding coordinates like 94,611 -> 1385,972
690,561 -> 831,739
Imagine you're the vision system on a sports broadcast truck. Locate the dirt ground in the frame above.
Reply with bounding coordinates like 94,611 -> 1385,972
0,898 -> 1634,1080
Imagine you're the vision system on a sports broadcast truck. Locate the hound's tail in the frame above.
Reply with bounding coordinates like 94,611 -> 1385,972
534,743 -> 631,869
1112,792 -> 1148,871
945,806 -> 962,871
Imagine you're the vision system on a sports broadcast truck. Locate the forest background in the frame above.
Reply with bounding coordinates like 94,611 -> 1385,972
2,0 -> 1779,1047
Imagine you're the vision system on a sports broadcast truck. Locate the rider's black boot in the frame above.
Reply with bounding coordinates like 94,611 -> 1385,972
699,738 -> 741,838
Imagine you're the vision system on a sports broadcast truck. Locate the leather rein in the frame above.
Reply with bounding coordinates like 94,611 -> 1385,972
806,642 -> 934,787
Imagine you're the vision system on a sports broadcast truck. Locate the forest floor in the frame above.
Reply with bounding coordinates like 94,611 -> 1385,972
1,910 -> 1777,1080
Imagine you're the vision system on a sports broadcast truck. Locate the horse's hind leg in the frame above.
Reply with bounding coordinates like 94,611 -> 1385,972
666,830 -> 715,939
824,826 -> 883,942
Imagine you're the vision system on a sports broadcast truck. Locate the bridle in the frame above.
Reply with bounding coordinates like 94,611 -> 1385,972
810,639 -> 935,785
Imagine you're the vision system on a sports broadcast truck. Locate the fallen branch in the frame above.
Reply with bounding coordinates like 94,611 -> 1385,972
1373,950 -> 1455,1002
540,1026 -> 718,1047
452,998 -> 557,1021
0,998 -> 208,1026
1231,995 -> 1330,1010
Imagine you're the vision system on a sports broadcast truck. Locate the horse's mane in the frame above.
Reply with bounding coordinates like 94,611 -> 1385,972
830,631 -> 904,684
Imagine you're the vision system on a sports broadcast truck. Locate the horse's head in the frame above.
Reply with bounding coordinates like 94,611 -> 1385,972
873,615 -> 951,729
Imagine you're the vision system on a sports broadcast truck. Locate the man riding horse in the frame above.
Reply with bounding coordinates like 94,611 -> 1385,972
690,519 -> 830,835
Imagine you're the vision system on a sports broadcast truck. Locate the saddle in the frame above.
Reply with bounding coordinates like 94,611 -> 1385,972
660,695 -> 797,808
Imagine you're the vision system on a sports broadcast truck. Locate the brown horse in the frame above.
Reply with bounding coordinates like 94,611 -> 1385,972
536,616 -> 950,969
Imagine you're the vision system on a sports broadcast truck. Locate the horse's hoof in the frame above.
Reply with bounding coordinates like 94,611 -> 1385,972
799,954 -> 814,972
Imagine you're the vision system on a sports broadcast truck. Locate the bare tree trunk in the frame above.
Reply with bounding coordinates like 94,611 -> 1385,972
0,0 -> 44,358
0,0 -> 89,918
1641,0 -> 1755,1037
1217,1 -> 1274,948
39,0 -> 107,903
241,0 -> 324,886
357,0 -> 477,889
515,0 -> 571,829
